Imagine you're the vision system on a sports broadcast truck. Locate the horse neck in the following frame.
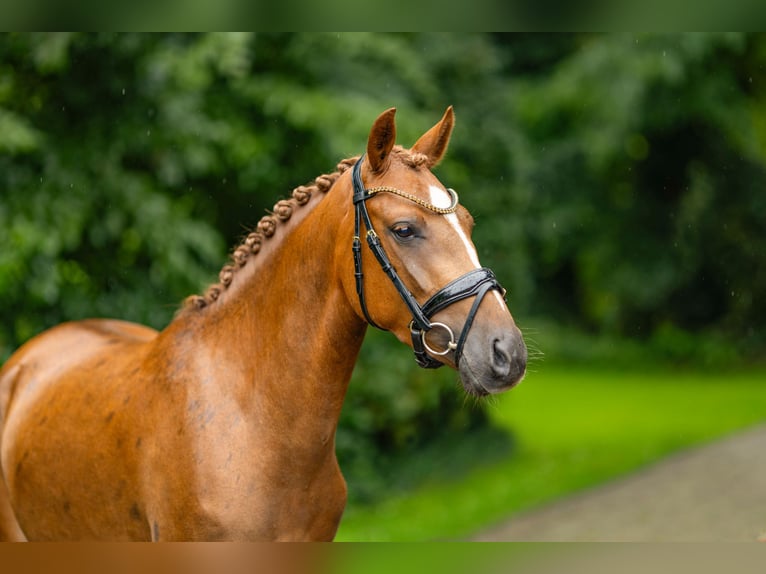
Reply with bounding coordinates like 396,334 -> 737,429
165,179 -> 366,441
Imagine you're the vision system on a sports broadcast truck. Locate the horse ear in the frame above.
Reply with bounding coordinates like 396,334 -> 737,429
367,108 -> 397,173
411,106 -> 455,168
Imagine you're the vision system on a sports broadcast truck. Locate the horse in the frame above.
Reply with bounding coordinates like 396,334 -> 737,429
0,107 -> 527,541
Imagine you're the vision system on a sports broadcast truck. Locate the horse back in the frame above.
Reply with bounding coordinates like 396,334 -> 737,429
0,319 -> 157,425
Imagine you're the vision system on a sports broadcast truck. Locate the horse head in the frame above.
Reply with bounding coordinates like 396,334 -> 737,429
339,107 -> 527,396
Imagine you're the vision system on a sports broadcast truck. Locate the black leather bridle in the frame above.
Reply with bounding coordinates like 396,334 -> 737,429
351,155 -> 505,369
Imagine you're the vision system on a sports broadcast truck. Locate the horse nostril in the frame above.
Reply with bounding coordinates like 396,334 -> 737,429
491,337 -> 511,379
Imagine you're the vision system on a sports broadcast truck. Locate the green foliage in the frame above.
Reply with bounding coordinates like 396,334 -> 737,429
0,33 -> 228,354
507,34 -> 766,354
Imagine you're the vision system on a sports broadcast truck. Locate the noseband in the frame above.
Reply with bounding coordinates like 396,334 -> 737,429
352,156 -> 505,369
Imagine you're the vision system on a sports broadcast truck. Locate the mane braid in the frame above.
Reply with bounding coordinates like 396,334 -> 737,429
182,156 -> 359,312
392,147 -> 430,169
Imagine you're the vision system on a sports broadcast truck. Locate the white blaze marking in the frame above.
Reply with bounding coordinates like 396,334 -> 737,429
429,185 -> 509,312
428,185 -> 480,268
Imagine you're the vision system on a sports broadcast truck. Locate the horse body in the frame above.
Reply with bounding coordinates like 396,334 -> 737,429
0,107 -> 527,540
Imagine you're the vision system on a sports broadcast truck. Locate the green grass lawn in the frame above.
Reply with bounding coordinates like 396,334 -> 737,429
335,363 -> 766,541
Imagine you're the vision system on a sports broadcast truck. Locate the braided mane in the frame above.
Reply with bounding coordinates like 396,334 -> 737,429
181,156 -> 356,311
182,147 -> 430,312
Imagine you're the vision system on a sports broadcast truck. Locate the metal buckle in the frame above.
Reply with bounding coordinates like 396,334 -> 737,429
421,322 -> 458,357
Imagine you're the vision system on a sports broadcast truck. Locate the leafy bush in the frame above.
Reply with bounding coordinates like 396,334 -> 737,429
508,34 -> 766,353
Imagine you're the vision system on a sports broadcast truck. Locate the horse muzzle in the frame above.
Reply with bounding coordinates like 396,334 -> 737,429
457,324 -> 527,397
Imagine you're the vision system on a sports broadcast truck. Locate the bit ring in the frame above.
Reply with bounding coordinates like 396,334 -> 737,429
421,322 -> 458,356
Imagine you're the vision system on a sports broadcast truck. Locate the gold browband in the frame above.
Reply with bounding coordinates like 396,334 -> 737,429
365,186 -> 459,215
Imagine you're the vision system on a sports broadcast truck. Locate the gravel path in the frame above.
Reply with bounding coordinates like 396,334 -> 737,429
472,423 -> 766,541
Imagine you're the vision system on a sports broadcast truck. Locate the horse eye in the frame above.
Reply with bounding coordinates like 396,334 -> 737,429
391,224 -> 416,241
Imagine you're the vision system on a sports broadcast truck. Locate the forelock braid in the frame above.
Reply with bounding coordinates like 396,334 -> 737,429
182,156 -> 358,311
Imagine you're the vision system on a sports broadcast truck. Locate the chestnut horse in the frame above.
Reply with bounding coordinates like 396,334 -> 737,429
0,107 -> 527,541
